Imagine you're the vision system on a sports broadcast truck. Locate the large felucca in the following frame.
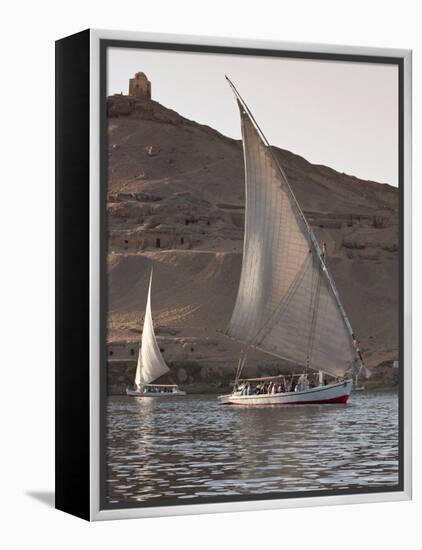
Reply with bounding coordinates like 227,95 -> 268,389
218,77 -> 367,406
127,271 -> 186,398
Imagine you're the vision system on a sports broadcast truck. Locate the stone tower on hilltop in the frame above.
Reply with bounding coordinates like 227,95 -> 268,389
128,72 -> 151,99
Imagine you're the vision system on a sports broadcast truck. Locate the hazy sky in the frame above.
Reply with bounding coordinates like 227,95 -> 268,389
107,47 -> 399,187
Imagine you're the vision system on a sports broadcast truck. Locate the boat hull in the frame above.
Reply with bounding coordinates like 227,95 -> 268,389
126,389 -> 186,397
218,379 -> 353,405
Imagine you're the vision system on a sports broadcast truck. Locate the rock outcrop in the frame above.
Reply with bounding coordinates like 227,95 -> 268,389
106,93 -> 399,393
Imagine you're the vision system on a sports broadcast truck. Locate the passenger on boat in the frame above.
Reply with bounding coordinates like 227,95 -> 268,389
295,382 -> 302,392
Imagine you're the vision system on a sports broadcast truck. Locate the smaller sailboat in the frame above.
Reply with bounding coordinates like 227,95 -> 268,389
126,270 -> 186,398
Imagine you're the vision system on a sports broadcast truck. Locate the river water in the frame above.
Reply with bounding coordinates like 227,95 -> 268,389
105,392 -> 399,506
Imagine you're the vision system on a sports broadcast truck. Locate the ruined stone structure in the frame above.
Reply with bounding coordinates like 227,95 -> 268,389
107,340 -> 139,360
108,228 -> 194,253
128,72 -> 151,99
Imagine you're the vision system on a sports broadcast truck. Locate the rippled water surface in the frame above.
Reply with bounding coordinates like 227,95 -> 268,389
106,392 -> 399,505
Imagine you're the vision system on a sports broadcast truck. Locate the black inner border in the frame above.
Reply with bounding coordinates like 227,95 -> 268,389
99,39 -> 405,511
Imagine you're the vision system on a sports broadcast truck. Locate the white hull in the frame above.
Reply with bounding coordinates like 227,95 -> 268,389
218,379 -> 353,405
126,389 -> 186,397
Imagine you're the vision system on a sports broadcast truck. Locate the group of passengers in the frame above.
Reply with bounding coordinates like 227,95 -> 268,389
237,377 -> 322,396
141,385 -> 176,393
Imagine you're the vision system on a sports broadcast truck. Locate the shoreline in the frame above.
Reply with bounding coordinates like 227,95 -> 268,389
108,382 -> 399,397
107,359 -> 399,396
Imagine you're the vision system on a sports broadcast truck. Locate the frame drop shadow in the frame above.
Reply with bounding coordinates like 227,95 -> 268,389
26,491 -> 55,508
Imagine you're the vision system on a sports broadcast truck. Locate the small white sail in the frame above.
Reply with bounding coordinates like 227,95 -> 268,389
226,80 -> 361,379
135,271 -> 170,386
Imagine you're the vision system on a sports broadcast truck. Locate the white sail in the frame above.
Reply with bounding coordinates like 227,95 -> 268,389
226,82 -> 360,379
135,271 -> 170,386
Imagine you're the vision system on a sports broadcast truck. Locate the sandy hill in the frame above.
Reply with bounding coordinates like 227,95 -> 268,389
106,93 -> 399,387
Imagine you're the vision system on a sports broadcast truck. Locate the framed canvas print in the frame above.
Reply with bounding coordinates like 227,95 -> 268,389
55,29 -> 412,521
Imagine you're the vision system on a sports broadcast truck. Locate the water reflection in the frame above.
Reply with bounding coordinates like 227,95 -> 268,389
106,392 -> 399,505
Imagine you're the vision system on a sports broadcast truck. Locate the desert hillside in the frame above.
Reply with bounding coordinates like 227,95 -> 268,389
106,92 -> 399,390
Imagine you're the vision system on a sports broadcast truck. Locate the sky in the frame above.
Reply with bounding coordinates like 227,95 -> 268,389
107,47 -> 399,187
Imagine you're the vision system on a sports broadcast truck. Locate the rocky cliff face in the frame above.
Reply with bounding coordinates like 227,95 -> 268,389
106,93 -> 399,392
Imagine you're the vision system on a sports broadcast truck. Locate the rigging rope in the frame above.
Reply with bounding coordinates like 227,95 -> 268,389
306,256 -> 323,371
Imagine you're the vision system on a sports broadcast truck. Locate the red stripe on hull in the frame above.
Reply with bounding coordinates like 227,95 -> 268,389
287,394 -> 349,405
228,394 -> 350,405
